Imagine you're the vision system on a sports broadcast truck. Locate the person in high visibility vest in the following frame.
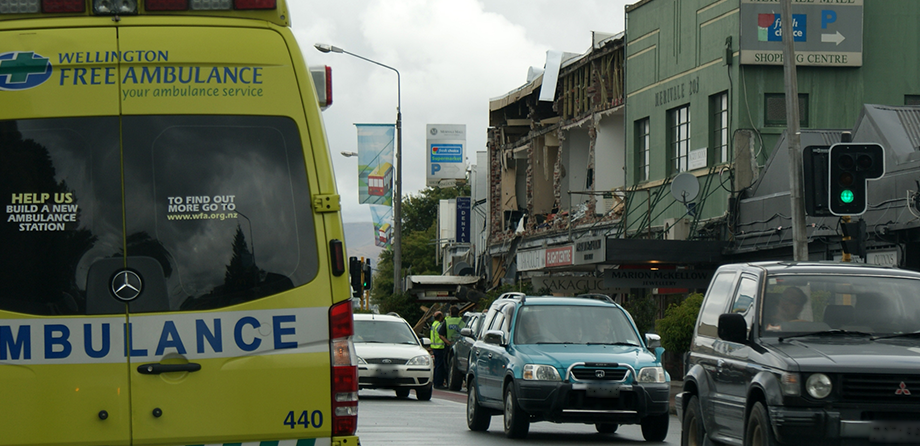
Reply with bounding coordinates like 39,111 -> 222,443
444,306 -> 463,343
430,311 -> 451,389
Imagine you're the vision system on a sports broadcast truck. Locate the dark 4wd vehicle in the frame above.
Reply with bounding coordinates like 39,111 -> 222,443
447,310 -> 486,391
466,293 -> 670,440
678,261 -> 920,446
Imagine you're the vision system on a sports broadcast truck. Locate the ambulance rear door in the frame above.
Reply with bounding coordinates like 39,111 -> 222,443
0,27 -> 130,446
113,24 -> 334,445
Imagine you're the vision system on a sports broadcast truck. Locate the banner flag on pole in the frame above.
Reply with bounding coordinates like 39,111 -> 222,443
370,205 -> 393,249
356,124 -> 395,206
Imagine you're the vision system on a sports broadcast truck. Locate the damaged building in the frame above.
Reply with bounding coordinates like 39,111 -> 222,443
474,0 -> 920,311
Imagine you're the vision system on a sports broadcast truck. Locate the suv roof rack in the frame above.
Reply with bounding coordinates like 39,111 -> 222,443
498,291 -> 526,302
575,293 -> 615,304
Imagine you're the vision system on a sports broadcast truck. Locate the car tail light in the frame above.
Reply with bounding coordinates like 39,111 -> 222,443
145,0 -> 187,11
43,0 -> 84,12
329,300 -> 357,436
234,0 -> 274,9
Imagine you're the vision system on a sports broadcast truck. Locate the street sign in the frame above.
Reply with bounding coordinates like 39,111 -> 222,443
739,0 -> 863,67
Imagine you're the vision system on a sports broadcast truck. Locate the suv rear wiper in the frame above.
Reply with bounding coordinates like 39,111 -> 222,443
871,331 -> 920,341
778,329 -> 873,342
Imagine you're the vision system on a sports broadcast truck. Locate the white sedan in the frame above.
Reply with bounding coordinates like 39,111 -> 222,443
353,313 -> 434,400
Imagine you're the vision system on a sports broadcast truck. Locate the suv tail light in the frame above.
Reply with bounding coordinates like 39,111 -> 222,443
329,300 -> 357,435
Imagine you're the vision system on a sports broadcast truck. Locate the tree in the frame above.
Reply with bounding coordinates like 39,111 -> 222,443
370,185 -> 471,322
622,294 -> 658,337
655,293 -> 704,355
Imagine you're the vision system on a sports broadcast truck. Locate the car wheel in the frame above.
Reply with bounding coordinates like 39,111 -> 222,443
745,402 -> 779,446
680,395 -> 706,446
681,395 -> 706,446
595,423 -> 618,434
415,383 -> 433,401
466,378 -> 491,431
395,388 -> 410,398
640,412 -> 669,442
503,384 -> 529,439
448,354 -> 463,391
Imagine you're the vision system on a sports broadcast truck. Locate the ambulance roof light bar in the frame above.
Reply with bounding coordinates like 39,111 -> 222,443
93,0 -> 137,15
145,0 -> 276,11
0,0 -> 275,15
0,0 -> 85,14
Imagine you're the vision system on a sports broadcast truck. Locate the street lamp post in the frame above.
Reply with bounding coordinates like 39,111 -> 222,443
315,43 -> 403,295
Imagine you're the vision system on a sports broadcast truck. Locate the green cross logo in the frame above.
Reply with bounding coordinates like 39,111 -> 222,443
0,52 -> 53,90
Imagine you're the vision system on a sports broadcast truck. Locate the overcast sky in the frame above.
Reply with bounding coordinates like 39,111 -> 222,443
290,0 -> 630,224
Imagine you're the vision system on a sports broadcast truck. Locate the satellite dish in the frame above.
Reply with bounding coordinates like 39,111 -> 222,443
670,172 -> 700,203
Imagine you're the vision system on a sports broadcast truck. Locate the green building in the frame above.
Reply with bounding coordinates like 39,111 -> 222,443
624,0 -> 920,239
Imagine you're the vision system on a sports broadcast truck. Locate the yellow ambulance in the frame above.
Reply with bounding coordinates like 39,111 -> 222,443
0,1 -> 360,446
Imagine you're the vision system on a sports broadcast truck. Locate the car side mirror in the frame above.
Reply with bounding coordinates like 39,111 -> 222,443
718,313 -> 748,344
482,329 -> 506,346
645,333 -> 661,350
460,327 -> 472,337
420,337 -> 431,347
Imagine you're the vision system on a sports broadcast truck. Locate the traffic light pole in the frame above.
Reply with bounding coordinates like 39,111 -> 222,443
781,0 -> 809,261
840,216 -> 852,263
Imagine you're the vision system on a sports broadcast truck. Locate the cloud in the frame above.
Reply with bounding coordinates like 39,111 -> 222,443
290,0 -> 627,223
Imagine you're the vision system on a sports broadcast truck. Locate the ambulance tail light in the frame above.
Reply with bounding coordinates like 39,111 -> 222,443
43,0 -> 85,13
171,0 -> 274,11
234,0 -> 275,9
0,0 -> 84,14
329,300 -> 358,436
311,65 -> 333,110
188,0 -> 228,9
145,0 -> 188,11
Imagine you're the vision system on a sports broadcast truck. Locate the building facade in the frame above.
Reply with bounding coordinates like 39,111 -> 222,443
478,0 -> 920,305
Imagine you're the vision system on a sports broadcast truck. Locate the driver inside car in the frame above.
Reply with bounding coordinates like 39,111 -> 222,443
765,287 -> 807,331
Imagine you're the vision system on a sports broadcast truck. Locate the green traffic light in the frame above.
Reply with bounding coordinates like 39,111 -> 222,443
840,189 -> 855,203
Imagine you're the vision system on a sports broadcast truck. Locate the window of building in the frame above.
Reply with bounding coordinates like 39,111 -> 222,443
668,105 -> 691,175
764,93 -> 808,127
906,95 -> 920,106
710,92 -> 729,164
635,118 -> 650,182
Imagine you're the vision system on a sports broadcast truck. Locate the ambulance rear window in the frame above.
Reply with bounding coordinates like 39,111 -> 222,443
0,116 -> 318,315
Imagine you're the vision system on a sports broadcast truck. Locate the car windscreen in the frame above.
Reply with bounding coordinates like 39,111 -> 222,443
354,320 -> 419,345
513,305 -> 641,345
761,273 -> 920,336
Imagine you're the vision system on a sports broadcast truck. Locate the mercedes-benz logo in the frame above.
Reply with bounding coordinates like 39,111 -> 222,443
111,270 -> 143,302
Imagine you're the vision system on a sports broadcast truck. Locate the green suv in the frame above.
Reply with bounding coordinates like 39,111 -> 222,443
465,293 -> 671,440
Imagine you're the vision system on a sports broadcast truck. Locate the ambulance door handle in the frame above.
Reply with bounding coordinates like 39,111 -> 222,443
137,363 -> 202,374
